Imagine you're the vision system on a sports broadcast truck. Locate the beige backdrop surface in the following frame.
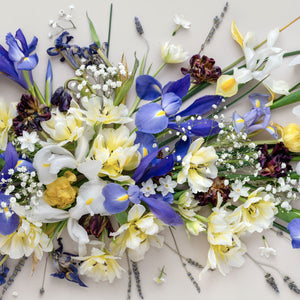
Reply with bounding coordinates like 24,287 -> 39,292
0,0 -> 300,299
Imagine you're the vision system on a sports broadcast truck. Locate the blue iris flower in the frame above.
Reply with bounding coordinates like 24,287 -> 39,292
233,93 -> 278,138
135,74 -> 190,133
102,183 -> 183,226
0,29 -> 38,89
287,218 -> 300,248
134,131 -> 158,158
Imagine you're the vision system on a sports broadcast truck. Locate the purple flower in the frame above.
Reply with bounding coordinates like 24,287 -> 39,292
287,218 -> 300,248
181,54 -> 221,84
51,87 -> 72,112
0,29 -> 38,89
135,75 -> 190,133
233,93 -> 277,138
258,142 -> 292,177
13,94 -> 51,136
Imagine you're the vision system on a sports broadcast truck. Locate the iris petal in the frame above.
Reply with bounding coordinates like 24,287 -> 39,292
135,103 -> 168,133
175,95 -> 223,118
287,218 -> 300,248
17,53 -> 39,70
134,131 -> 158,157
136,75 -> 162,100
103,183 -> 130,214
142,195 -> 183,226
162,74 -> 190,98
161,92 -> 182,116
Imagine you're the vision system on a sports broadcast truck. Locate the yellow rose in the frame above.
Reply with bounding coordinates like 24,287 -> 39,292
276,123 -> 300,152
44,171 -> 78,208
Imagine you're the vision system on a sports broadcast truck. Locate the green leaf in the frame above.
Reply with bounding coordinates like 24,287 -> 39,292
86,12 -> 101,48
276,206 -> 300,223
115,211 -> 128,225
114,53 -> 139,106
271,89 -> 300,110
34,82 -> 46,105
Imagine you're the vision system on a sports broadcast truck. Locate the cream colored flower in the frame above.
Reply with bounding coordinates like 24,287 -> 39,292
231,188 -> 278,233
173,14 -> 191,29
81,96 -> 131,126
90,126 -> 141,182
0,99 -> 16,150
160,42 -> 189,64
74,246 -> 124,283
0,218 -> 52,260
110,204 -> 165,262
177,137 -> 218,193
41,103 -> 83,145
201,235 -> 246,278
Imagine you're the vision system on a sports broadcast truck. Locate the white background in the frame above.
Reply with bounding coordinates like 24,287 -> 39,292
0,0 -> 300,300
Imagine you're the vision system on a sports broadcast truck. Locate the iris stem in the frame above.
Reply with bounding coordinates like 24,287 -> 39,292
128,95 -> 141,117
106,3 -> 113,59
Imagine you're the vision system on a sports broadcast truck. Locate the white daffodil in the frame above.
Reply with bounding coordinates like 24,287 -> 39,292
141,179 -> 157,197
217,23 -> 289,98
229,180 -> 250,202
17,131 -> 39,152
110,204 -> 165,262
0,99 -> 16,150
90,126 -> 141,183
160,42 -> 189,64
156,175 -> 177,196
177,137 -> 218,193
74,245 -> 124,283
0,218 -> 52,260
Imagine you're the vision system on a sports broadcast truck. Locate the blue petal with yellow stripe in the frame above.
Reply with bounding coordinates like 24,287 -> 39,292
135,102 -> 168,133
232,112 -> 245,133
134,131 -> 158,157
136,75 -> 162,100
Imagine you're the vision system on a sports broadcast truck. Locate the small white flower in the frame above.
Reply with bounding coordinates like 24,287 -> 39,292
173,14 -> 191,29
259,246 -> 277,258
157,175 -> 177,196
141,179 -> 157,197
229,181 -> 250,202
17,131 -> 39,152
281,201 -> 292,211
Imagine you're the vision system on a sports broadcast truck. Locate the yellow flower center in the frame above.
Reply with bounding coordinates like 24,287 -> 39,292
221,78 -> 236,92
117,194 -> 129,202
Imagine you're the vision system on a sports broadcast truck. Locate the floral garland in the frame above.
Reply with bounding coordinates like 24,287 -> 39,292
0,3 -> 300,299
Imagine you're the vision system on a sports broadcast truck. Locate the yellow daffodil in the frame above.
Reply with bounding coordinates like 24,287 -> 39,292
90,126 -> 141,182
43,171 -> 78,209
0,99 -> 16,150
231,20 -> 244,48
74,246 -> 124,283
110,204 -> 165,261
0,218 -> 52,260
177,137 -> 218,193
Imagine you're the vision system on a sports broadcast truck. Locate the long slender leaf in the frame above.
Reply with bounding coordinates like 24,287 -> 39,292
86,12 -> 101,47
114,54 -> 139,106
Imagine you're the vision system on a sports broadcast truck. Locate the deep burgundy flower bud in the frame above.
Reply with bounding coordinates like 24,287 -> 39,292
51,87 -> 72,112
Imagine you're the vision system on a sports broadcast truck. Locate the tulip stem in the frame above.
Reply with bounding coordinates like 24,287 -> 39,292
153,62 -> 166,77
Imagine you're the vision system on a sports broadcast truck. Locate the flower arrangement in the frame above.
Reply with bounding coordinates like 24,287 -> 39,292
0,2 -> 300,299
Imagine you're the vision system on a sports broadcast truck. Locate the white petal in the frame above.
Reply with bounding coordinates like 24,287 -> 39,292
234,67 -> 253,83
77,160 -> 102,181
289,55 -> 300,66
293,105 -> 300,118
267,28 -> 279,48
128,204 -> 146,222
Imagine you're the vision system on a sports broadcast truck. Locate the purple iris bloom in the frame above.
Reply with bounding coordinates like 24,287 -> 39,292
0,29 -> 38,89
0,193 -> 20,235
103,184 -> 141,214
102,183 -> 183,226
287,218 -> 300,248
233,93 -> 277,138
134,131 -> 158,158
135,74 -> 190,133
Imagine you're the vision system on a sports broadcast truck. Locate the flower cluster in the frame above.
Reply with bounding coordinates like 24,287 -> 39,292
0,5 -> 299,299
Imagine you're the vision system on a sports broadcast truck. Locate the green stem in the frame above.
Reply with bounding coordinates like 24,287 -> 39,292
0,255 -> 8,267
128,95 -> 141,117
153,62 -> 166,77
106,3 -> 113,59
